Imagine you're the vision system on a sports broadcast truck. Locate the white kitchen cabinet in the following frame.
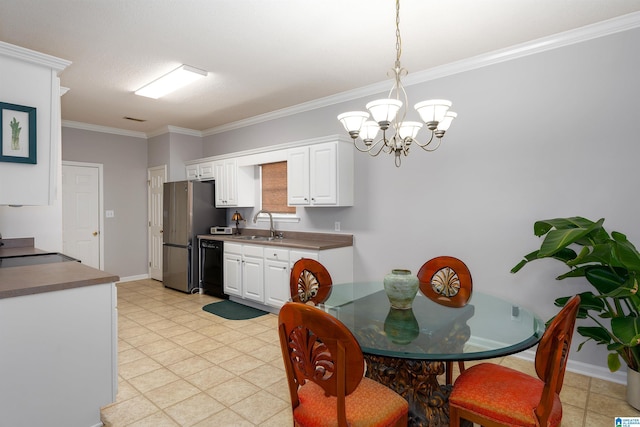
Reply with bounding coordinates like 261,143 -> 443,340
223,243 -> 243,297
264,248 -> 291,308
287,140 -> 354,206
0,43 -> 70,205
242,244 -> 264,303
186,161 -> 215,181
214,159 -> 255,207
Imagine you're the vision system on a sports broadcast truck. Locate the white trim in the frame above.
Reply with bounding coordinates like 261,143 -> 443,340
116,274 -> 151,283
62,120 -> 147,139
151,125 -> 203,138
511,348 -> 628,385
202,11 -> 640,136
0,41 -> 71,72
62,161 -> 105,270
58,12 -> 640,142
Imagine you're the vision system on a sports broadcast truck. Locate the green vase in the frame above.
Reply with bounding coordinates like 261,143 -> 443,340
383,269 -> 419,310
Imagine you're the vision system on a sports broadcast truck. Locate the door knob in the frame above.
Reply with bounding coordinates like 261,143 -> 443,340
92,231 -> 99,236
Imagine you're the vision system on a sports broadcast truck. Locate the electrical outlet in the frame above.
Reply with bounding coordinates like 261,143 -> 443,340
335,221 -> 341,231
106,210 -> 115,218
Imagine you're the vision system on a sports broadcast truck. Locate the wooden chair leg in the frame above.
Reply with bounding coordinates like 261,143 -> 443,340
446,361 -> 453,385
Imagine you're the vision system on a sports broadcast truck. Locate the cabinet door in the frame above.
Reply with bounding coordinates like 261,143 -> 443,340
223,159 -> 239,206
310,142 -> 337,205
287,147 -> 310,205
223,253 -> 242,296
186,164 -> 200,181
198,162 -> 215,180
265,259 -> 290,308
242,256 -> 264,302
214,161 -> 227,206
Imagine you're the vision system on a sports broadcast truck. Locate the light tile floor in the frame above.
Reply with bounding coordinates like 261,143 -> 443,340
102,279 -> 640,426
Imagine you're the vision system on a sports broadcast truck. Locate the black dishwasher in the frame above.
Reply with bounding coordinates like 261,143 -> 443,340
199,239 -> 227,298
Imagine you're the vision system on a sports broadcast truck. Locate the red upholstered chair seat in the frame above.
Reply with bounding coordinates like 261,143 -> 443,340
448,295 -> 580,427
295,379 -> 409,427
449,363 -> 562,427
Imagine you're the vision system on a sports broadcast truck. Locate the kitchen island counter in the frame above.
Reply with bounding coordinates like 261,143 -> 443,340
0,261 -> 119,299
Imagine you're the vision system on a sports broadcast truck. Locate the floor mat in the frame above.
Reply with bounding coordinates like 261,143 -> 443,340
202,300 -> 269,320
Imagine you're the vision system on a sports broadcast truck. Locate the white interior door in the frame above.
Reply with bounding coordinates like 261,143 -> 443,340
62,162 -> 102,269
148,166 -> 166,281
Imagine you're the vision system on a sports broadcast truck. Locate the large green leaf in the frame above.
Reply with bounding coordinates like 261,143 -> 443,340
585,266 -> 626,294
538,219 -> 605,257
611,317 -> 640,346
555,292 -> 604,318
577,325 -> 612,345
533,217 -> 596,236
608,353 -> 622,372
612,234 -> 640,271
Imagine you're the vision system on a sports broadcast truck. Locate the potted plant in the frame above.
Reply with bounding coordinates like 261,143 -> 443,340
511,216 -> 640,408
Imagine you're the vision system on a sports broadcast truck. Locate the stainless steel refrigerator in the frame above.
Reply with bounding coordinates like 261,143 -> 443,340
163,180 -> 226,292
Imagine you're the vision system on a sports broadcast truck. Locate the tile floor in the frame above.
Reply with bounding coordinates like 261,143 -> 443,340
101,279 -> 640,426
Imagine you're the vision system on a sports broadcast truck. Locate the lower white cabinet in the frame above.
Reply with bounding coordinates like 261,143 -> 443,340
223,243 -> 243,297
242,245 -> 264,302
264,248 -> 291,308
224,242 -> 353,311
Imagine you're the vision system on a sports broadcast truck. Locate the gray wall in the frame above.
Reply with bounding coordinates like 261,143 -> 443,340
61,127 -> 148,278
201,27 -> 640,374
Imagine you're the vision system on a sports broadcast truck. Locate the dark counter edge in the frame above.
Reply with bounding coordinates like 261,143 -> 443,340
198,229 -> 353,250
0,261 -> 120,299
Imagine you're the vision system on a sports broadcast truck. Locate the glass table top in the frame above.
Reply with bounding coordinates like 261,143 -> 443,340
320,282 -> 545,361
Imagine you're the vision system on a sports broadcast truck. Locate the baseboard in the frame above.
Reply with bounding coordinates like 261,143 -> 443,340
512,348 -> 627,385
117,273 -> 150,283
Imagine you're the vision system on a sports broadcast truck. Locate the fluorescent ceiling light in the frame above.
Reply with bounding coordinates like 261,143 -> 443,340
135,65 -> 208,99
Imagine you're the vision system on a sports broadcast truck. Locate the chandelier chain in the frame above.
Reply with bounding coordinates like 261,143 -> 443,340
395,0 -> 402,67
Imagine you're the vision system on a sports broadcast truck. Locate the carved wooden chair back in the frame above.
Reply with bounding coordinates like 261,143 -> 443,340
417,256 -> 473,308
290,258 -> 333,305
448,295 -> 581,427
278,302 -> 409,427
417,256 -> 473,384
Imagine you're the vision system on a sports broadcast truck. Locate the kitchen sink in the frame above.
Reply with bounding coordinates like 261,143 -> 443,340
234,235 -> 277,241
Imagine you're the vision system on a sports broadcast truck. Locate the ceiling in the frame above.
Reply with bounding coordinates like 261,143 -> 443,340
2,0 -> 640,135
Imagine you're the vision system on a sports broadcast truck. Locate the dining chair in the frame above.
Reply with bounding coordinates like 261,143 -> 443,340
290,258 -> 333,305
448,295 -> 581,427
417,256 -> 473,384
278,302 -> 409,427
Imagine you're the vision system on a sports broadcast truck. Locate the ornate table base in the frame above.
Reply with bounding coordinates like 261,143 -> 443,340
364,355 -> 455,427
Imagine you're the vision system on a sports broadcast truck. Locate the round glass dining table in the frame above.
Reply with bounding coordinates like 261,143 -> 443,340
318,282 -> 545,427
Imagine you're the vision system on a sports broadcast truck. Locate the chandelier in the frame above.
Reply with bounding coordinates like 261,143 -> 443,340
337,0 -> 456,167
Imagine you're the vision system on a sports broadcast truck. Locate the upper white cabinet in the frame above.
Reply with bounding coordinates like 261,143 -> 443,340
0,42 -> 70,205
287,140 -> 354,207
186,161 -> 214,181
214,159 -> 255,208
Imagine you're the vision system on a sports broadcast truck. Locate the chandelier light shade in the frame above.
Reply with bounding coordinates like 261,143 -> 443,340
337,0 -> 457,167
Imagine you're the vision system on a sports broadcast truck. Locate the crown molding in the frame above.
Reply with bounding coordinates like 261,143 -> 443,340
147,125 -> 203,138
62,120 -> 147,139
0,41 -> 71,72
203,11 -> 640,136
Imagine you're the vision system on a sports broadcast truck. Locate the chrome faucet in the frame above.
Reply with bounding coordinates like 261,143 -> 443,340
253,210 -> 276,238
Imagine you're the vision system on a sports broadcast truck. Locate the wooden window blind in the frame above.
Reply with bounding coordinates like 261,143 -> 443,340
261,161 -> 296,214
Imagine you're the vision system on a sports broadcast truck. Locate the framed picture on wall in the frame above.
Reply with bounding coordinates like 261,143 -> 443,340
0,102 -> 37,164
